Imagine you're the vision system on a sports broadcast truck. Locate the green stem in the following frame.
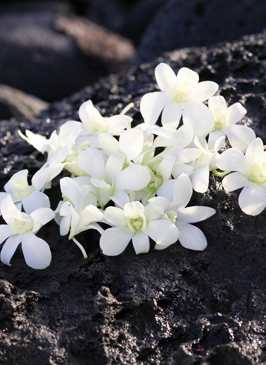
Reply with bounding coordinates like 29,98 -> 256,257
72,237 -> 88,259
143,187 -> 157,206
120,102 -> 134,115
211,169 -> 231,177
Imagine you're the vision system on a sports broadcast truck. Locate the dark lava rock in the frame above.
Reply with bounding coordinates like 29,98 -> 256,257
0,3 -> 133,103
1,33 -> 266,364
0,84 -> 49,119
135,0 -> 266,65
120,0 -> 167,45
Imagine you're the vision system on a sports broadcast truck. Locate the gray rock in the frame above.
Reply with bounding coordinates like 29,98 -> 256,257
135,0 -> 266,65
0,84 -> 49,119
1,33 -> 266,364
0,3 -> 133,103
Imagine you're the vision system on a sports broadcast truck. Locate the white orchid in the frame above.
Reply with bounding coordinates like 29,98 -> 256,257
58,177 -> 103,258
216,137 -> 266,216
207,96 -> 255,152
190,135 -> 225,193
78,147 -> 151,208
100,200 -> 179,256
19,121 -> 82,159
0,194 -> 55,269
76,100 -> 132,146
151,174 -> 215,250
98,128 -> 145,163
0,169 -> 53,214
140,63 -> 218,133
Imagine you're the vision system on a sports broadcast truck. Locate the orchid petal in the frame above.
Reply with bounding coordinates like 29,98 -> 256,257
140,91 -> 171,125
107,115 -> 131,135
60,201 -> 77,216
104,206 -> 127,226
208,95 -> 227,111
22,231 -> 51,269
0,225 -> 13,244
157,155 -> 176,180
183,103 -> 214,137
188,81 -> 218,104
178,206 -> 215,223
78,147 -> 105,178
172,163 -> 194,178
98,133 -> 120,156
119,128 -> 144,161
176,221 -> 207,250
105,153 -> 125,180
157,180 -> 175,201
177,67 -> 199,89
23,191 -> 50,215
192,165 -> 210,193
245,138 -> 264,163
0,235 -> 21,266
208,130 -> 225,152
173,174 -> 193,210
225,125 -> 256,153
18,130 -> 49,152
145,219 -> 179,247
115,165 -> 150,191
161,102 -> 182,130
144,203 -> 163,222
110,190 -> 130,208
30,208 -> 55,233
216,148 -> 246,174
4,170 -> 29,194
100,227 -> 133,256
227,102 -> 247,126
60,177 -> 83,212
132,231 -> 150,254
148,196 -> 171,215
60,215 -> 71,236
32,168 -> 51,191
222,172 -> 249,192
155,63 -> 177,94
238,183 -> 266,216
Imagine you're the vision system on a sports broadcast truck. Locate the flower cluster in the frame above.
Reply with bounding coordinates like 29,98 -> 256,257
0,62 -> 261,269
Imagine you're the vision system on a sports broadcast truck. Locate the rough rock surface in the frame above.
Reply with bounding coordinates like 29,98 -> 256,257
135,0 -> 266,65
1,33 -> 266,364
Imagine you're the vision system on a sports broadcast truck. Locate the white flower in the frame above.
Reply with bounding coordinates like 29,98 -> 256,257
208,95 -> 255,152
78,147 -> 151,208
216,137 -> 266,215
140,63 -> 218,134
98,128 -> 145,163
0,195 -> 55,269
78,100 -> 132,144
100,201 -> 179,256
0,169 -> 52,215
190,135 -> 225,193
19,121 -> 82,159
152,174 -> 216,250
58,177 -> 103,258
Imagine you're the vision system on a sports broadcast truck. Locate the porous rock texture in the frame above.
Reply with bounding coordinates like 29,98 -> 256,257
1,33 -> 266,364
135,0 -> 266,65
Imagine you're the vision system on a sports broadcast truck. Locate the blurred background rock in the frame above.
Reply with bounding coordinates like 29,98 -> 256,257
0,0 -> 266,119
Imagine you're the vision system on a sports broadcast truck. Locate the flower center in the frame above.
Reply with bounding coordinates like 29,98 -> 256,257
13,183 -> 34,201
162,210 -> 177,224
213,109 -> 227,130
249,163 -> 266,184
10,216 -> 34,234
127,214 -> 147,232
174,82 -> 192,102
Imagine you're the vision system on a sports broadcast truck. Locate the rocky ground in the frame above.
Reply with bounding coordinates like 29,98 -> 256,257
1,32 -> 266,364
